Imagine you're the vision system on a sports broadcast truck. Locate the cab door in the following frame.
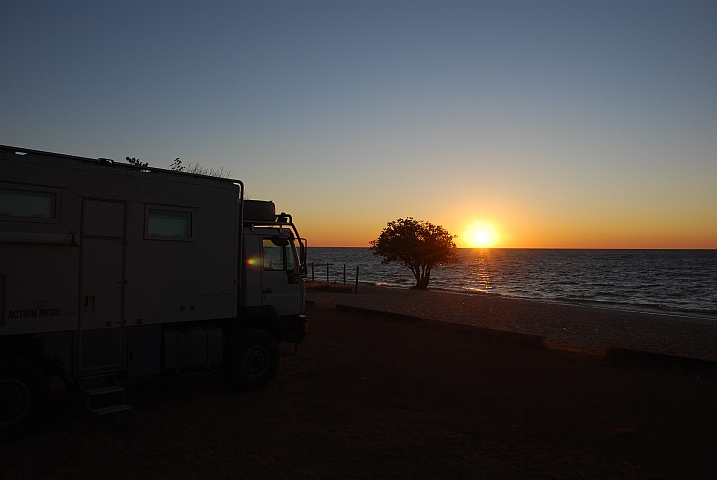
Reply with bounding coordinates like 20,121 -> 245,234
260,237 -> 301,316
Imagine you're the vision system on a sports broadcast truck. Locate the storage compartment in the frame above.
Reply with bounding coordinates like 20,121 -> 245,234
43,331 -> 73,375
128,325 -> 161,377
162,326 -> 223,374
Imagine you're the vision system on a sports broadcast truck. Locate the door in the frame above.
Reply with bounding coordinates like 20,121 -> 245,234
260,237 -> 301,316
77,199 -> 126,374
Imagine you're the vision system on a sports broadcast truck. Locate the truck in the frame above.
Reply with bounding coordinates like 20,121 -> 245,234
0,144 -> 308,441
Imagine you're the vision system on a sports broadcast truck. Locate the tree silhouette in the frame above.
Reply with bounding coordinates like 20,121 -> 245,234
370,217 -> 458,290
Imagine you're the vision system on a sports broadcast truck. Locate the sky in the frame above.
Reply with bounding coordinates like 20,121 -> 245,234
1,0 -> 716,248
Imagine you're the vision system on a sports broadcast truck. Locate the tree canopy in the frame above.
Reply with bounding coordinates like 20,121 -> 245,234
370,217 -> 458,290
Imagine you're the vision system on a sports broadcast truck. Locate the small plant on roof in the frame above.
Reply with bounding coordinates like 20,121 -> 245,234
125,156 -> 148,167
170,157 -> 231,178
170,157 -> 185,171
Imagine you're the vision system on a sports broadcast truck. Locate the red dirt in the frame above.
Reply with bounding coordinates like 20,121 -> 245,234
2,304 -> 716,479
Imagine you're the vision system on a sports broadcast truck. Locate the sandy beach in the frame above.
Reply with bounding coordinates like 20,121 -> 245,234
308,284 -> 717,362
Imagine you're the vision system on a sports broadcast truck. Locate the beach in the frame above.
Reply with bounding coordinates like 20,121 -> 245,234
2,291 -> 716,478
309,284 -> 717,362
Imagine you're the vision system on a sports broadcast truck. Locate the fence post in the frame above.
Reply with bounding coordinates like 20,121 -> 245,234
354,266 -> 359,294
343,264 -> 346,284
311,262 -> 315,282
326,263 -> 330,283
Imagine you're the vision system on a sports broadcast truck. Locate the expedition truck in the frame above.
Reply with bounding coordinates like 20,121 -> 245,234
0,145 -> 308,441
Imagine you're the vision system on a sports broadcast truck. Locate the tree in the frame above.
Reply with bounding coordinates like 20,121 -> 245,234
370,217 -> 458,290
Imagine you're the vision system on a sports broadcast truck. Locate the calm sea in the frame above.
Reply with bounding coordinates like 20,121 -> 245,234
307,248 -> 717,320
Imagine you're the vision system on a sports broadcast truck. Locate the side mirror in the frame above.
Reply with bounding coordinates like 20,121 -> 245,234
299,239 -> 307,275
271,235 -> 290,247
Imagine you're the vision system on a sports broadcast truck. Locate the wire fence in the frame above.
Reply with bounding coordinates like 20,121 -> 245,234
309,262 -> 360,293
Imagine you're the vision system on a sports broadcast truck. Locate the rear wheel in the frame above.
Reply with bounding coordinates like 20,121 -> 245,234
0,355 -> 51,442
224,329 -> 280,391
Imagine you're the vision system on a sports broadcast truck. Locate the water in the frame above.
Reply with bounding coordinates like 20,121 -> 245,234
307,248 -> 717,320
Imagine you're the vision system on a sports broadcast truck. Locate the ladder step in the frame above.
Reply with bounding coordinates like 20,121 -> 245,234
74,374 -> 131,415
92,404 -> 132,415
84,385 -> 125,396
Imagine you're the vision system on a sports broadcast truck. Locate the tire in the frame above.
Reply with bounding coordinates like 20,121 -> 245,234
224,329 -> 280,391
0,355 -> 51,443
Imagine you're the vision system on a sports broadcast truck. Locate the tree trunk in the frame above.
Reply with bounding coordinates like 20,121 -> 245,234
412,267 -> 431,290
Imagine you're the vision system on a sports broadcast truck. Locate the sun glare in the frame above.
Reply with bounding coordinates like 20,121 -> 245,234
465,222 -> 499,248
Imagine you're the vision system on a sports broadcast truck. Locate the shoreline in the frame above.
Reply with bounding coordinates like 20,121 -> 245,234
362,281 -> 717,325
359,280 -> 717,323
307,283 -> 717,362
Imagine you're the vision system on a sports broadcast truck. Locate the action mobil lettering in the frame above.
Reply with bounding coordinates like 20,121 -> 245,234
9,308 -> 62,319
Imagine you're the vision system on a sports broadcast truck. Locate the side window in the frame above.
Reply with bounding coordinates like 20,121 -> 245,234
0,187 -> 59,222
262,238 -> 285,271
145,206 -> 194,241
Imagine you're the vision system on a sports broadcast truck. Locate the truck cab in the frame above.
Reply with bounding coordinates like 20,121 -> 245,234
241,202 -> 308,343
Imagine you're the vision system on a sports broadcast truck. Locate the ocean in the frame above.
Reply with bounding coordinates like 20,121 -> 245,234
307,248 -> 717,320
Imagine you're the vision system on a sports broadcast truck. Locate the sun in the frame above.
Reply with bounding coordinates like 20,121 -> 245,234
464,222 -> 499,248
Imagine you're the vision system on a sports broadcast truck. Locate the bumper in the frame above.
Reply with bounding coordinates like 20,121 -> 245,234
280,314 -> 308,343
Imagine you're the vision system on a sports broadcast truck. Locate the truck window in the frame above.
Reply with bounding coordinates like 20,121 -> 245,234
262,238 -> 285,271
286,242 -> 297,274
146,208 -> 193,239
0,187 -> 56,219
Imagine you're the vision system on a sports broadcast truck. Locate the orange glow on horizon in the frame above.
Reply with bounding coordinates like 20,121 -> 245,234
293,206 -> 716,249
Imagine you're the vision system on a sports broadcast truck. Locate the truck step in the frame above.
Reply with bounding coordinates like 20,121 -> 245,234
75,374 -> 131,414
92,404 -> 132,415
84,385 -> 125,396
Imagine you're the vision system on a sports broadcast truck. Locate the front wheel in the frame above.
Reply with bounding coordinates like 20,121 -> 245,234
1,355 -> 51,443
224,330 -> 280,391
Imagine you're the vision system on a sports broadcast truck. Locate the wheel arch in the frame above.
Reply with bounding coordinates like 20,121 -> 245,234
225,306 -> 283,344
0,333 -> 53,375
0,353 -> 52,442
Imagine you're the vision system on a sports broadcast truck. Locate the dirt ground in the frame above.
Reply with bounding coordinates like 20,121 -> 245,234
2,304 -> 716,479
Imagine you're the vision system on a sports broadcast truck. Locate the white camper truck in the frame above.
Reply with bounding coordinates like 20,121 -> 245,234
0,145 -> 308,441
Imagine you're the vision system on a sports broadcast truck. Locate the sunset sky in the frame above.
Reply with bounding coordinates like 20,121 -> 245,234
2,1 -> 715,248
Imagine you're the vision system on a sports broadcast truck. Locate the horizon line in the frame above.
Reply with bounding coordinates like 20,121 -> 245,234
308,246 -> 717,250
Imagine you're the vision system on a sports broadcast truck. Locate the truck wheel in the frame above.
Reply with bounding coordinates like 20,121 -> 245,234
0,355 -> 51,443
224,329 -> 280,391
